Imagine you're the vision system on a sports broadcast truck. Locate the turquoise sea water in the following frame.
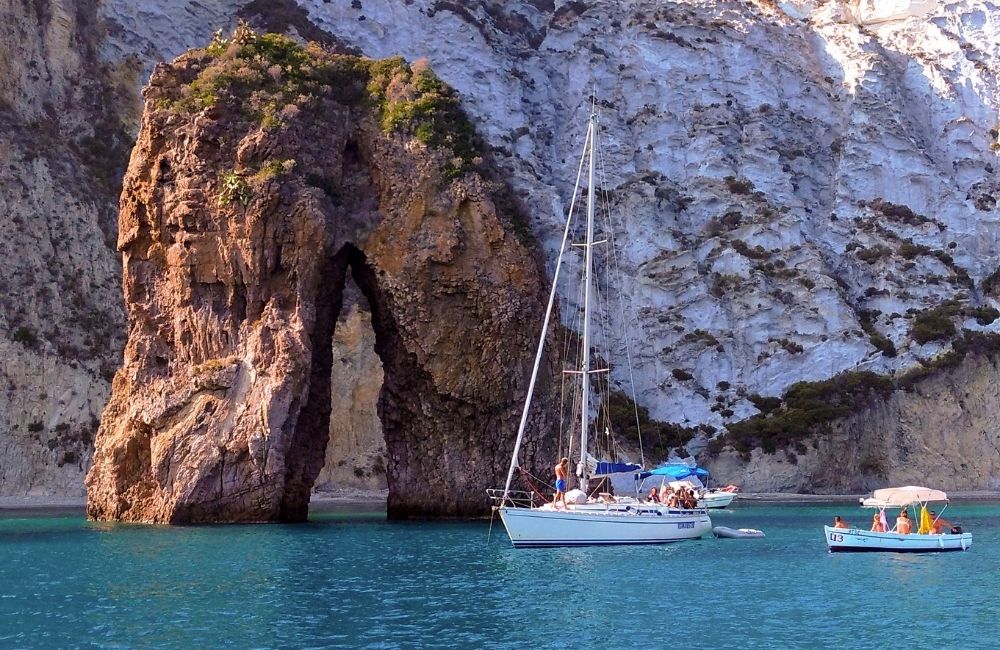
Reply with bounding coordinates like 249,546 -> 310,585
2,501 -> 998,649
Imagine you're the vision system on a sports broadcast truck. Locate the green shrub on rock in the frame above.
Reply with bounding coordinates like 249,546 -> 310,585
909,303 -> 959,344
717,371 -> 892,454
167,25 -> 484,178
12,326 -> 38,347
858,309 -> 896,357
672,368 -> 694,381
968,305 -> 999,326
600,390 -> 696,462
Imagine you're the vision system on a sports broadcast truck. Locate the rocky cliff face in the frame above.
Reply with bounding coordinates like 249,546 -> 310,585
84,30 -> 554,522
0,0 -> 132,496
301,0 -> 1000,443
5,0 -> 1000,502
707,345 -> 1000,491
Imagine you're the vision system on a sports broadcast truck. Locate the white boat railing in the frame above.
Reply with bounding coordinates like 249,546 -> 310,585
486,489 -> 537,509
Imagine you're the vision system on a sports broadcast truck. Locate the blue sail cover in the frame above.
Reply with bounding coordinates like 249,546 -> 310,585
638,464 -> 710,481
593,461 -> 642,476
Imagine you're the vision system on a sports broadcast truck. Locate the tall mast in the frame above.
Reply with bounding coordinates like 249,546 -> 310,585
501,124 -> 593,502
578,108 -> 598,495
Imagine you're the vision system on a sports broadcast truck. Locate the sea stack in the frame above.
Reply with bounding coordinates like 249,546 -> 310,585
85,27 -> 556,523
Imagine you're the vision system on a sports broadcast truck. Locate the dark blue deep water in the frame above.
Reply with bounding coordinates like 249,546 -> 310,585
2,501 -> 999,648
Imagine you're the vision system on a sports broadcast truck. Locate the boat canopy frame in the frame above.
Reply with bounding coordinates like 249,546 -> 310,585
858,486 -> 949,508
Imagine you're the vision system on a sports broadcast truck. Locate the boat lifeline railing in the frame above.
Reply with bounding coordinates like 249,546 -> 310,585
486,489 -> 536,509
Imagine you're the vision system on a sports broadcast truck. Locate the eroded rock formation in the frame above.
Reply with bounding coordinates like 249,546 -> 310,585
7,0 -> 1000,500
85,30 -> 554,522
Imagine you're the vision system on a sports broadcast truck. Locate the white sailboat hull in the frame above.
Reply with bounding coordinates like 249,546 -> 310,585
499,506 -> 712,548
824,526 -> 972,553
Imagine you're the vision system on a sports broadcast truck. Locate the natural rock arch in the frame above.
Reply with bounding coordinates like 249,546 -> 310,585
85,33 -> 557,523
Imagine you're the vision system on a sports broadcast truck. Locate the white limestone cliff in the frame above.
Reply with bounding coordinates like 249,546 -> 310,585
0,0 -> 129,496
284,0 -> 1000,435
2,0 -> 999,495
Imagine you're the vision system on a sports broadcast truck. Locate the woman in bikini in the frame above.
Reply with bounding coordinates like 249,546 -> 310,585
895,509 -> 912,534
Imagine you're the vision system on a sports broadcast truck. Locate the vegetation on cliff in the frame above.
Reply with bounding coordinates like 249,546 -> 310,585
709,330 -> 1000,457
710,371 -> 893,456
166,24 -> 484,179
601,390 -> 698,461
155,24 -> 536,242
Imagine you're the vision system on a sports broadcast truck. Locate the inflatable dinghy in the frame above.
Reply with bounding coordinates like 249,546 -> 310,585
713,526 -> 765,539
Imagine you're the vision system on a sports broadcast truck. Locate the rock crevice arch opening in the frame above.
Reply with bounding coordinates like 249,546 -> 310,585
85,39 -> 557,523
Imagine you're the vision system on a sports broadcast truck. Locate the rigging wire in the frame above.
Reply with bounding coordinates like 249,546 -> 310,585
501,118 -> 592,500
519,467 -> 554,505
560,175 -> 588,471
595,119 -> 648,468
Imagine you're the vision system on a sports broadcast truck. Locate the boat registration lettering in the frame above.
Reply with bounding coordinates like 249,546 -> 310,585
678,522 -> 694,529
829,533 -> 844,542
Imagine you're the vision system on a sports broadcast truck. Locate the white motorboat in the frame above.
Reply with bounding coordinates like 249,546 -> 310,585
824,486 -> 972,553
489,106 -> 711,547
699,488 -> 738,509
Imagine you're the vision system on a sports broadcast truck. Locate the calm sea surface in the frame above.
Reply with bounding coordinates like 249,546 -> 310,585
2,501 -> 998,648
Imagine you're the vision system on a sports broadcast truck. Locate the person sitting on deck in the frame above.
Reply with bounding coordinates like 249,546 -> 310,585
895,510 -> 912,534
929,510 -> 944,534
871,513 -> 887,532
682,490 -> 698,509
667,491 -> 680,508
929,511 -> 958,534
659,485 -> 672,504
646,487 -> 659,502
833,516 -> 850,529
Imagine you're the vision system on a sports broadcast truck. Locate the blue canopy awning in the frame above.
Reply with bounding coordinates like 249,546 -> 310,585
637,464 -> 710,481
593,461 -> 642,476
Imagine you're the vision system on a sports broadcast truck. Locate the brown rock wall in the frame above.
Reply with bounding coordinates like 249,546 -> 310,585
85,34 -> 556,522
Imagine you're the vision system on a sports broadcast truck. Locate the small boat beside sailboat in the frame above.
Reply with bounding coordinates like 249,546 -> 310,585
635,463 -> 739,509
700,487 -> 739,509
824,486 -> 972,553
713,526 -> 765,539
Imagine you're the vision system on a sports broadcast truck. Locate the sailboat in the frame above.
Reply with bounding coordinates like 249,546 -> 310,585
488,106 -> 712,548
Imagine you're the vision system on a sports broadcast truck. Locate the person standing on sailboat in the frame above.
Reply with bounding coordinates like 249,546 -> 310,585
554,458 -> 569,509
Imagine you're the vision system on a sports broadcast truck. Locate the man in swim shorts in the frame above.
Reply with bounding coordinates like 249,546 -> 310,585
554,458 -> 569,509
